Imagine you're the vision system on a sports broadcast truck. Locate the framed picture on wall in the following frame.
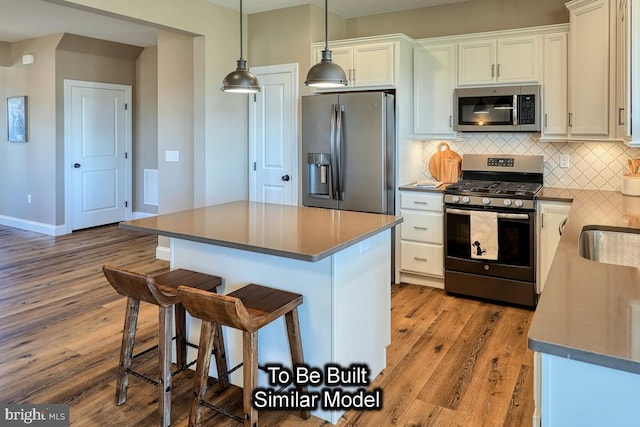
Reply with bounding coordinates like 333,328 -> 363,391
7,96 -> 27,142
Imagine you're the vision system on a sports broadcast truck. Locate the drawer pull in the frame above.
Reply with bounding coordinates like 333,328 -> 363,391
413,201 -> 428,205
413,226 -> 428,231
414,257 -> 428,262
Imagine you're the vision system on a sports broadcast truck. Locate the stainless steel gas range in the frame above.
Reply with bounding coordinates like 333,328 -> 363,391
443,154 -> 544,308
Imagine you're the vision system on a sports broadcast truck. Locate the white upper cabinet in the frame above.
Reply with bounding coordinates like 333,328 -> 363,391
616,0 -> 631,141
311,36 -> 413,90
413,42 -> 456,137
567,0 -> 611,137
457,35 -> 541,86
542,32 -> 569,138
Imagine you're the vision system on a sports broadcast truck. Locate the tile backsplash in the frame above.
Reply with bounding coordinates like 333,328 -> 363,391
421,133 -> 640,191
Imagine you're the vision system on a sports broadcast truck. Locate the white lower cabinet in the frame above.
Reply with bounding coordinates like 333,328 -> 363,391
533,352 -> 640,427
536,200 -> 572,293
399,191 -> 444,288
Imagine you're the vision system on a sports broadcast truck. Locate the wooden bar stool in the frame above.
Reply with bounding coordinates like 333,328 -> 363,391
102,265 -> 228,427
177,283 -> 310,427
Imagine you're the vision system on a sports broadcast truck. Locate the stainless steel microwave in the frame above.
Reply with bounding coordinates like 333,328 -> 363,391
453,85 -> 541,132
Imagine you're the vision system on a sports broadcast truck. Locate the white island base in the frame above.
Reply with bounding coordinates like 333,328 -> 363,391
170,229 -> 391,424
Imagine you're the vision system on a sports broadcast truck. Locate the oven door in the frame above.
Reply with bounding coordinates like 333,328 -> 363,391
444,205 -> 535,282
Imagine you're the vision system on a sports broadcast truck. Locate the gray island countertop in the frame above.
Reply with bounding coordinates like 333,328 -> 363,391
530,188 -> 640,374
120,200 -> 402,262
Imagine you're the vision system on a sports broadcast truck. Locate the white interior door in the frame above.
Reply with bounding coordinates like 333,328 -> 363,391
65,80 -> 132,231
249,63 -> 298,206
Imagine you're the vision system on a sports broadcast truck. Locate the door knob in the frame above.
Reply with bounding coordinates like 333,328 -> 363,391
281,174 -> 290,182
73,163 -> 81,168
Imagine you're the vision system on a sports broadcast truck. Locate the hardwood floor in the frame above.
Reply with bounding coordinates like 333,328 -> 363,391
0,224 -> 535,426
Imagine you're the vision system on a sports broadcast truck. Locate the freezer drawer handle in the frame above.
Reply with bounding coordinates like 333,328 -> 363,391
414,257 -> 428,262
413,201 -> 428,205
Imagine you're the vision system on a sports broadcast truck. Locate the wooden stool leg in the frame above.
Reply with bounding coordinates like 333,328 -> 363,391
285,308 -> 310,419
116,297 -> 139,405
159,305 -> 174,427
189,321 -> 216,427
243,331 -> 258,427
174,303 -> 187,369
212,324 -> 229,389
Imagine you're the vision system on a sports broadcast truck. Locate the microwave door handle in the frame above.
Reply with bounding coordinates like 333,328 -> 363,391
512,95 -> 519,126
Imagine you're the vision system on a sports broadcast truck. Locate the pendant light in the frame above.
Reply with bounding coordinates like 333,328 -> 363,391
221,0 -> 261,93
305,0 -> 348,88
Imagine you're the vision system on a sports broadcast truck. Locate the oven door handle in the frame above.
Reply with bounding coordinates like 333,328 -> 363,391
446,208 -> 530,220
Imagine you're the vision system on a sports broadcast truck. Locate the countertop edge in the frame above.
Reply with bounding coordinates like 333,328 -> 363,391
120,217 -> 403,262
528,337 -> 640,375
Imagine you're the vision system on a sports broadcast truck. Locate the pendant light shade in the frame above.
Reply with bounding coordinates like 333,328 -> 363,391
221,0 -> 260,93
305,0 -> 347,88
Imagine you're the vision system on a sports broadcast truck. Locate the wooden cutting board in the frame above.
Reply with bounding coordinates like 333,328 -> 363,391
428,142 -> 462,183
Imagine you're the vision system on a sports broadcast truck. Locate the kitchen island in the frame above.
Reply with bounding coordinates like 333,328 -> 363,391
530,188 -> 640,426
120,201 -> 402,424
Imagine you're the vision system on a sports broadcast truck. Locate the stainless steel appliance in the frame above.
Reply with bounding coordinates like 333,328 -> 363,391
453,85 -> 541,132
302,91 -> 395,215
444,154 -> 544,307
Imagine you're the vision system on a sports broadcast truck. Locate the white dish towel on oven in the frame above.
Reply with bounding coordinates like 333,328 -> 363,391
470,210 -> 498,260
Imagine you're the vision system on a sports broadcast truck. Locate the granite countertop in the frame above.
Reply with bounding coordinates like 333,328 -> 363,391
120,201 -> 403,262
529,187 -> 640,374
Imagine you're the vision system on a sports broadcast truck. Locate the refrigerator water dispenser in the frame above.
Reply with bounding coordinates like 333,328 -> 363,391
308,153 -> 331,197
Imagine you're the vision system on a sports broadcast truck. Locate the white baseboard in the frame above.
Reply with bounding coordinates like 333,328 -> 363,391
0,211 -> 156,236
156,245 -> 171,261
0,215 -> 67,236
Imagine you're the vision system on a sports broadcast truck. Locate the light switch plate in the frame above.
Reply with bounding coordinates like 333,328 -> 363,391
165,150 -> 179,162
560,154 -> 570,169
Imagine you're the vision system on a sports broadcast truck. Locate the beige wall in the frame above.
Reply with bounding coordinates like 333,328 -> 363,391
157,30 -> 194,214
0,42 -> 10,66
60,0 -> 249,213
135,46 -> 158,215
249,5 -> 346,97
346,0 -> 569,39
1,35 -> 61,225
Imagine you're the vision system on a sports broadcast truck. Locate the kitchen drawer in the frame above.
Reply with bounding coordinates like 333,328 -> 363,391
401,241 -> 444,277
400,191 -> 443,212
400,210 -> 443,244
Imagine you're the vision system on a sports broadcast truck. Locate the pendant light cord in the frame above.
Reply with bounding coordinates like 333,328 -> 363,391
324,0 -> 329,51
238,0 -> 244,61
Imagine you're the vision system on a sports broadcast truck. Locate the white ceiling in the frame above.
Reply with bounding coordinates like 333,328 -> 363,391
0,0 -> 470,47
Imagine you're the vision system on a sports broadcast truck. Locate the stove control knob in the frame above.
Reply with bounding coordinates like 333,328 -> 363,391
462,196 -> 471,204
503,199 -> 513,207
514,200 -> 524,208
482,197 -> 491,205
451,195 -> 460,203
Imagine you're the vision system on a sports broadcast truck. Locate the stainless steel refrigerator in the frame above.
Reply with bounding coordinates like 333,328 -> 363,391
302,91 -> 395,215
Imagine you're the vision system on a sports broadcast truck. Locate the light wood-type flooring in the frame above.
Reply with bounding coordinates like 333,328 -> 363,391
0,224 -> 534,426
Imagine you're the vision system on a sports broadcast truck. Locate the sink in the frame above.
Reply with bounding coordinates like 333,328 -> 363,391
579,226 -> 640,268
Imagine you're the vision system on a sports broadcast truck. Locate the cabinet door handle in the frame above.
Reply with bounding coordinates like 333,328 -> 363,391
491,64 -> 495,78
568,113 -> 573,127
414,257 -> 428,262
449,115 -> 453,128
541,213 -> 544,228
619,108 -> 625,126
496,63 -> 500,78
559,217 -> 567,236
544,113 -> 548,129
413,226 -> 428,231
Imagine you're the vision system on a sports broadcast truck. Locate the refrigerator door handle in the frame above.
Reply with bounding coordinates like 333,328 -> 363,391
329,104 -> 339,200
335,104 -> 344,200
